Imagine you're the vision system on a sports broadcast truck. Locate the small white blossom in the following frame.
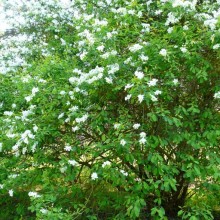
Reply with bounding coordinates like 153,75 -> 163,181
120,169 -> 128,176
138,94 -> 144,103
60,38 -> 66,46
150,95 -> 158,102
139,138 -> 147,144
0,143 -> 2,152
58,113 -> 64,119
105,77 -> 113,84
139,54 -> 149,62
33,125 -> 38,132
155,10 -> 162,15
12,104 -> 16,108
60,166 -> 67,173
91,172 -> 98,180
125,94 -> 132,101
114,123 -> 120,129
72,126 -> 79,132
129,44 -> 143,52
0,184 -> 3,189
124,83 -> 134,90
133,124 -> 141,129
154,90 -> 162,95
25,95 -> 33,102
40,208 -> 48,214
28,191 -> 41,198
173,79 -> 179,85
97,45 -> 105,52
60,90 -> 66,95
183,25 -> 189,30
140,132 -> 146,138
167,27 -> 173,33
102,161 -> 111,168
148,78 -> 158,87
214,91 -> 220,99
68,160 -> 77,166
32,87 -> 39,95
64,145 -> 72,151
159,49 -> 167,56
75,114 -> 88,123
9,189 -> 13,197
213,44 -> 220,50
180,47 -> 187,53
134,70 -> 144,79
120,139 -> 126,146
4,111 -> 13,116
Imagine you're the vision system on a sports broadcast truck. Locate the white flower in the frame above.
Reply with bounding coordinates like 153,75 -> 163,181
32,87 -> 39,95
139,138 -> 147,144
91,172 -> 98,180
60,166 -> 67,173
183,25 -> 189,30
159,49 -> 167,56
9,189 -> 13,197
148,78 -> 158,87
129,44 -> 143,52
68,160 -> 77,166
64,145 -> 72,151
97,45 -> 105,52
0,143 -> 2,152
75,114 -> 88,123
213,44 -> 220,50
140,132 -> 146,138
69,106 -> 78,112
72,126 -> 79,132
102,161 -> 111,168
150,95 -> 158,102
33,125 -> 38,132
180,47 -> 187,53
60,90 -> 66,95
120,169 -> 128,176
125,94 -> 132,101
60,38 -> 66,46
40,208 -> 48,214
138,94 -> 144,103
167,27 -> 173,33
25,95 -> 33,102
154,90 -> 162,95
120,139 -> 126,146
173,79 -> 179,85
133,123 -> 141,129
139,54 -> 149,62
114,123 -> 120,129
0,184 -> 3,189
58,113 -> 64,119
134,70 -> 144,79
105,77 -> 113,84
214,91 -> 220,99
124,83 -> 134,90
28,191 -> 41,198
4,111 -> 13,116
155,10 -> 162,15
12,104 -> 16,108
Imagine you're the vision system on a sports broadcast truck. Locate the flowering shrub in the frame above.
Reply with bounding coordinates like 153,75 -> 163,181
0,0 -> 220,219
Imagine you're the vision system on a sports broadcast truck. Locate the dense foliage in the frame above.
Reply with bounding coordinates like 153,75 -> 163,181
0,0 -> 220,219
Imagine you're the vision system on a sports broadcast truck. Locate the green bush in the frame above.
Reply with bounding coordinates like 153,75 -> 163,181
0,0 -> 220,219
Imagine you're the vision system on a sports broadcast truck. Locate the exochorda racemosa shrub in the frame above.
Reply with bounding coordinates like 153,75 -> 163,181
0,0 -> 220,219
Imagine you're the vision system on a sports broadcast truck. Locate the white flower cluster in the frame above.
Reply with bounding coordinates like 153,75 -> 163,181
214,91 -> 220,99
68,159 -> 78,166
102,161 -> 111,168
28,191 -> 41,198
